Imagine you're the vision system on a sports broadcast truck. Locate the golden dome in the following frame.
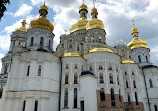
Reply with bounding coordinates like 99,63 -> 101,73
63,52 -> 80,57
127,25 -> 147,49
91,7 -> 98,14
127,37 -> 147,49
15,19 -> 27,32
122,60 -> 135,64
29,17 -> 54,32
89,48 -> 114,53
86,19 -> 104,30
79,3 -> 88,11
29,3 -> 54,32
70,19 -> 88,33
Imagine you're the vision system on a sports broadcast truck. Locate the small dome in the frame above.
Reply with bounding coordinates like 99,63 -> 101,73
91,7 -> 98,14
89,48 -> 114,53
29,3 -> 54,32
63,52 -> 80,57
79,3 -> 88,11
131,26 -> 138,34
15,19 -> 27,32
86,19 -> 104,30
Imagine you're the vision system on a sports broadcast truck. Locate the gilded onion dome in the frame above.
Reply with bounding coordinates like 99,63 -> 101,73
89,48 -> 114,53
69,3 -> 88,33
15,19 -> 27,32
127,25 -> 147,49
86,7 -> 104,30
29,3 -> 54,32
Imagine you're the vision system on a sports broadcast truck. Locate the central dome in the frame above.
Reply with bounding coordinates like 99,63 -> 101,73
29,3 -> 54,32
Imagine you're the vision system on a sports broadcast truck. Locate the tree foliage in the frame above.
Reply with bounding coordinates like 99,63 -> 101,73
0,0 -> 10,20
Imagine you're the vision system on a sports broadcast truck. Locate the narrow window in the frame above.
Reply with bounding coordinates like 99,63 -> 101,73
132,71 -> 134,75
75,64 -> 78,69
23,101 -> 26,111
62,43 -> 64,48
69,44 -> 72,48
135,92 -> 138,105
38,65 -> 41,76
127,93 -> 131,103
154,105 -> 158,111
138,55 -> 141,63
99,65 -> 103,70
77,46 -> 80,50
49,40 -> 51,49
74,74 -> 78,84
4,64 -> 8,74
65,74 -> 68,84
149,79 -> 153,87
111,88 -> 115,106
109,66 -> 112,70
31,37 -> 34,46
117,75 -> 119,85
66,64 -> 68,69
119,90 -> 121,102
89,66 -> 92,71
125,71 -> 127,75
27,66 -> 30,76
81,101 -> 84,111
126,81 -> 129,88
99,73 -> 104,83
110,74 -> 113,84
100,88 -> 105,101
34,100 -> 38,111
64,88 -> 68,108
74,88 -> 77,108
40,37 -> 44,46
133,80 -> 136,88
146,56 -> 148,62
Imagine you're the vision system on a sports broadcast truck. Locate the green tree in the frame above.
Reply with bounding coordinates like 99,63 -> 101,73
0,0 -> 10,20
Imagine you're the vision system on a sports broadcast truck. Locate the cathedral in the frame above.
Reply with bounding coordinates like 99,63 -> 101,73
0,2 -> 158,111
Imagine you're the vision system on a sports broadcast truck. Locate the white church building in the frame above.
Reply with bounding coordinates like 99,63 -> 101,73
0,2 -> 158,111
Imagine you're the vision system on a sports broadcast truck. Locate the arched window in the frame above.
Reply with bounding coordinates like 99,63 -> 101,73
138,55 -> 141,63
125,71 -> 127,75
99,73 -> 104,83
64,88 -> 68,108
100,88 -> 105,101
132,71 -> 134,75
117,75 -> 119,85
146,56 -> 148,62
40,37 -> 44,46
154,105 -> 158,111
77,46 -> 80,50
66,64 -> 68,69
74,74 -> 78,84
75,64 -> 78,69
99,65 -> 103,70
119,90 -> 121,102
109,66 -> 112,70
74,88 -> 77,108
27,66 -> 30,76
49,40 -> 51,49
23,101 -> 26,111
133,80 -> 136,88
69,44 -> 72,48
38,65 -> 41,76
65,74 -> 68,84
31,37 -> 34,46
89,66 -> 92,71
34,100 -> 38,111
111,88 -> 115,106
127,93 -> 131,103
135,92 -> 138,105
109,74 -> 113,84
126,81 -> 129,88
62,43 -> 64,48
149,79 -> 153,87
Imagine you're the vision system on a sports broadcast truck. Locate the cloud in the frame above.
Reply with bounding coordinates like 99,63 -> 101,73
14,4 -> 33,17
0,35 -> 10,51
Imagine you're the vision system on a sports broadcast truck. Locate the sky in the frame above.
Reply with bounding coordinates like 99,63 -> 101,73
0,0 -> 158,71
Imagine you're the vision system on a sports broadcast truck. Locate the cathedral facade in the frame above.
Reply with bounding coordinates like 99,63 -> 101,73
0,2 -> 158,111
